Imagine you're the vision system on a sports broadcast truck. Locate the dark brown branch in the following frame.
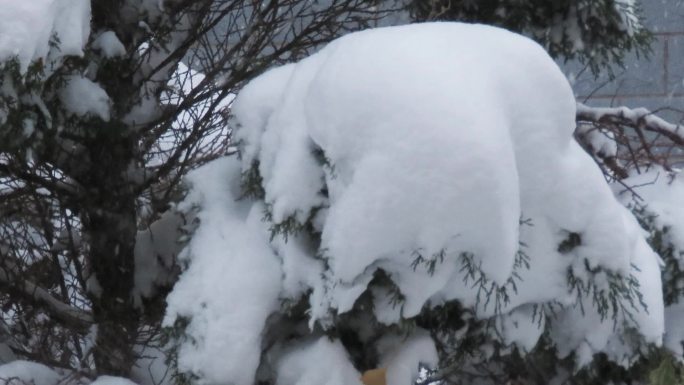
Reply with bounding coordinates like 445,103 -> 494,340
0,261 -> 93,331
576,103 -> 684,146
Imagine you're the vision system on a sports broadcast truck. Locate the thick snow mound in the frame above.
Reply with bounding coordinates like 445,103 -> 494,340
276,338 -> 363,385
169,22 -> 665,384
233,21 -> 660,328
163,158 -> 282,385
0,0 -> 90,72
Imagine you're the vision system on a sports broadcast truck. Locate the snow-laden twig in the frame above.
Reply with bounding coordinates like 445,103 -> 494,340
575,103 -> 684,180
576,103 -> 684,146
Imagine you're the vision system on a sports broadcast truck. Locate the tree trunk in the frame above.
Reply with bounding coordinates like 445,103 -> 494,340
83,135 -> 140,377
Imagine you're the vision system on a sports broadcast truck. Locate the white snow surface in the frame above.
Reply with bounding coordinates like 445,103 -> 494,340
0,360 -> 62,385
168,22 -> 667,385
577,103 -> 684,145
163,158 -> 282,385
131,345 -> 172,385
59,75 -> 111,121
93,31 -> 126,58
133,210 -> 185,306
376,330 -> 439,385
619,169 -> 684,251
0,360 -> 144,385
91,376 -> 139,385
616,169 -> 684,357
0,0 -> 90,72
276,338 -> 363,385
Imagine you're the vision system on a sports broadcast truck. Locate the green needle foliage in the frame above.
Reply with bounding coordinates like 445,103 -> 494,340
405,0 -> 652,76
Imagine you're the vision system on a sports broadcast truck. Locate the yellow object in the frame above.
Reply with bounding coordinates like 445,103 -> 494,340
361,368 -> 387,385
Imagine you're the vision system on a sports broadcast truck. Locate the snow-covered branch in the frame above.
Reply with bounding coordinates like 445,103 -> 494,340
575,103 -> 684,179
576,103 -> 684,146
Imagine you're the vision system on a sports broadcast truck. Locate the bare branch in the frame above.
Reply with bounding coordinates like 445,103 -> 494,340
0,260 -> 92,331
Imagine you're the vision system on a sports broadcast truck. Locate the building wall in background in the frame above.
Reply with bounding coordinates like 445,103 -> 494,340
568,0 -> 683,122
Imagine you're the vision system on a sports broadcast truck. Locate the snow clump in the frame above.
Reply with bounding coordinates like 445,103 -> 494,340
0,0 -> 90,72
165,22 -> 665,385
59,75 -> 111,121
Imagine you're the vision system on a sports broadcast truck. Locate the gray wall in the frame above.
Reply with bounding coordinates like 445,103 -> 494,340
567,0 -> 684,123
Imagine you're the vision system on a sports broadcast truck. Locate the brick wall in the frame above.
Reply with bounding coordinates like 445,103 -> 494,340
567,1 -> 684,122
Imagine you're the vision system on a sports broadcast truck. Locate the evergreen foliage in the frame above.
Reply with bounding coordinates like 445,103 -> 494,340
0,0 -> 392,380
1,1 -> 683,385
405,0 -> 652,75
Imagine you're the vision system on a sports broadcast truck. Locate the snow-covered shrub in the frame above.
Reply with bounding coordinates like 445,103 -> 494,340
164,23 -> 672,385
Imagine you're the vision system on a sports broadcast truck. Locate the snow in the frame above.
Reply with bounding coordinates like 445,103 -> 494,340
619,170 -> 684,250
0,0 -> 90,72
0,360 -> 62,385
163,158 -> 282,385
234,21 -> 661,329
0,345 -> 150,385
93,31 -> 126,58
133,210 -> 185,305
498,305 -> 545,352
232,63 -> 296,171
131,345 -> 172,385
614,0 -> 640,36
273,232 -> 325,300
91,376 -> 139,385
621,226 -> 666,347
168,22 -> 668,385
275,338 -> 363,385
376,330 -> 439,385
575,122 -> 618,158
548,225 -> 664,364
577,103 -> 684,144
617,169 -> 684,358
59,75 -> 111,121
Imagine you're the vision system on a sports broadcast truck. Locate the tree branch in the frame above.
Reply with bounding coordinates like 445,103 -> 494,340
576,103 -> 684,146
0,261 -> 93,332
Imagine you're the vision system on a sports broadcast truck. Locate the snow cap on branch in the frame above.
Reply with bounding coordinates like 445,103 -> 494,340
0,0 -> 90,72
